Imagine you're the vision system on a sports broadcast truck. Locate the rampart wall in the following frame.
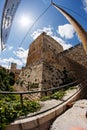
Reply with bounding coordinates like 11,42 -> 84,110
58,44 -> 87,82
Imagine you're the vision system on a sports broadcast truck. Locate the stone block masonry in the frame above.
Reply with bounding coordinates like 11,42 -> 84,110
26,32 -> 63,67
58,44 -> 87,81
16,32 -> 87,98
16,32 -> 65,98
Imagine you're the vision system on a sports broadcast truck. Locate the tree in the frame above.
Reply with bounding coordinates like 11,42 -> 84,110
0,68 -> 15,91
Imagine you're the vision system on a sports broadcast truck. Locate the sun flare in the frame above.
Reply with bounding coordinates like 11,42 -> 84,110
19,15 -> 32,27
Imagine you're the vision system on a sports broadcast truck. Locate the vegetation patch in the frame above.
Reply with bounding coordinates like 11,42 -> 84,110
40,90 -> 65,101
0,97 -> 41,130
51,90 -> 65,100
40,85 -> 76,101
67,86 -> 76,90
0,68 -> 76,129
40,96 -> 51,101
0,68 -> 41,130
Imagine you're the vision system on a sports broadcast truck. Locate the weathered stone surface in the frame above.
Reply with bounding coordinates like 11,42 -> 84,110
16,32 -> 65,98
6,86 -> 81,130
26,32 -> 63,66
50,100 -> 87,130
58,44 -> 87,81
16,32 -> 87,98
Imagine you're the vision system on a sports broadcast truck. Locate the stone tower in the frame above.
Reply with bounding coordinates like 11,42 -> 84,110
17,33 -> 87,99
17,32 -> 87,98
11,62 -> 17,73
26,32 -> 63,67
18,32 -> 65,97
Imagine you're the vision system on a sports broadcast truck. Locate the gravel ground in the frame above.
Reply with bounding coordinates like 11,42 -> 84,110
50,99 -> 87,130
28,86 -> 79,116
39,99 -> 62,112
36,86 -> 79,113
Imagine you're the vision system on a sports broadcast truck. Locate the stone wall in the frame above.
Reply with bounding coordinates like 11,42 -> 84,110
10,63 -> 21,80
18,63 -> 43,88
16,62 -> 43,99
57,44 -> 87,82
26,32 -> 63,69
17,33 -> 65,98
26,34 -> 43,66
17,33 -> 87,99
59,44 -> 87,67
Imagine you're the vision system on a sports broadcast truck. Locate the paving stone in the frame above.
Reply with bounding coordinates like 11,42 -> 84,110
50,100 -> 87,130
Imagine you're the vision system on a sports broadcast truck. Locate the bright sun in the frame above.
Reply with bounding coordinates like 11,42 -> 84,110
19,15 -> 32,27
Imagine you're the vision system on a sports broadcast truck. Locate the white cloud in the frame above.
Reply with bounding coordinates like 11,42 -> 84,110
8,46 -> 13,50
14,47 -> 28,65
57,24 -> 75,39
52,36 -> 72,50
0,25 -> 73,69
0,46 -> 28,69
31,25 -> 72,50
0,57 -> 23,69
82,0 -> 87,12
31,25 -> 53,39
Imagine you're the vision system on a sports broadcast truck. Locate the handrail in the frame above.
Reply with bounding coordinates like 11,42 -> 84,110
18,83 -> 82,119
0,81 -> 77,94
0,81 -> 78,108
1,80 -> 86,122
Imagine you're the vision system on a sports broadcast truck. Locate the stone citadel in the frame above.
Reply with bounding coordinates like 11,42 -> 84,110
16,32 -> 87,97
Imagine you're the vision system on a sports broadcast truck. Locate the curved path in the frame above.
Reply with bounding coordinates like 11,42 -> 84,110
6,85 -> 83,130
50,99 -> 87,130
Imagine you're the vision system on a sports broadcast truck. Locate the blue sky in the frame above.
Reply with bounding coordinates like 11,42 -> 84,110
0,0 -> 87,69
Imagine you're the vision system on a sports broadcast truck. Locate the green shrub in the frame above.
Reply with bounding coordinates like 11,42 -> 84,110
50,90 -> 65,100
68,86 -> 75,90
0,68 -> 15,91
40,90 -> 65,101
0,98 -> 41,130
0,68 -> 40,129
40,96 -> 50,101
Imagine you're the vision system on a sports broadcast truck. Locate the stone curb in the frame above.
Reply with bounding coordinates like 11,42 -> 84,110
6,89 -> 81,130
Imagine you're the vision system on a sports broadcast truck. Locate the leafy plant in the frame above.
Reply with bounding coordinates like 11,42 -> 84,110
51,90 -> 65,99
68,86 -> 75,90
0,68 -> 41,130
40,90 -> 65,101
0,97 -> 41,130
40,96 -> 50,101
0,68 -> 15,91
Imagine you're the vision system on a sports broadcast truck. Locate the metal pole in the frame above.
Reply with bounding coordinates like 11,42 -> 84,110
51,2 -> 87,54
20,94 -> 23,107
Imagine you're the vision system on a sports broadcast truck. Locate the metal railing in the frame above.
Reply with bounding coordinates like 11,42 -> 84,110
0,81 -> 78,108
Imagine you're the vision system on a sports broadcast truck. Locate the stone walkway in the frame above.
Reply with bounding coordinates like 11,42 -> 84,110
6,85 -> 83,130
50,99 -> 87,130
28,86 -> 79,116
